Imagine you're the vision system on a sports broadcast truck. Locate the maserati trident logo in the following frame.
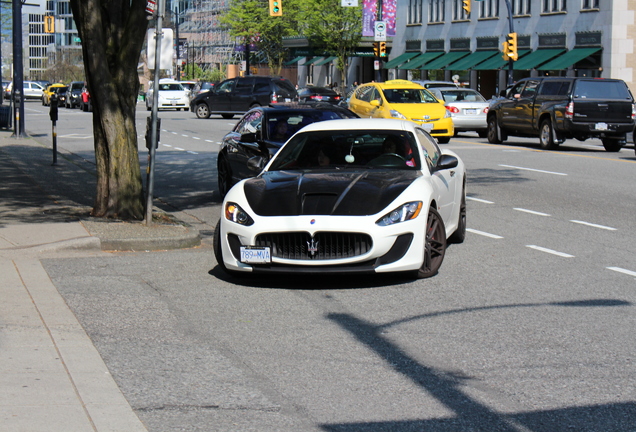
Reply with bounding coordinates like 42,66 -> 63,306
307,237 -> 319,257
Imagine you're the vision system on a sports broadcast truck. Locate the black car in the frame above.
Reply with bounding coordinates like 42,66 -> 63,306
217,102 -> 359,197
297,86 -> 342,105
65,81 -> 84,109
190,76 -> 297,120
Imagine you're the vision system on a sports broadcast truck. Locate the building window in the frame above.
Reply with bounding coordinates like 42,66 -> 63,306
408,0 -> 423,24
512,0 -> 531,15
479,0 -> 499,18
453,0 -> 469,20
581,0 -> 598,10
429,0 -> 445,23
543,0 -> 566,13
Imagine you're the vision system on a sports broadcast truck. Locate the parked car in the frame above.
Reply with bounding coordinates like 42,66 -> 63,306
217,102 -> 359,197
190,76 -> 297,119
347,79 -> 454,143
213,118 -> 466,279
65,81 -> 84,109
412,80 -> 459,89
297,86 -> 342,105
146,79 -> 189,111
80,85 -> 92,112
42,83 -> 68,106
427,87 -> 490,137
487,77 -> 635,151
5,81 -> 46,100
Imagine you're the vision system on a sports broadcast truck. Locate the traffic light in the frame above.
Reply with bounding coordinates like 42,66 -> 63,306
373,42 -> 380,57
379,42 -> 387,58
503,32 -> 518,61
462,0 -> 471,14
44,15 -> 54,34
269,0 -> 282,16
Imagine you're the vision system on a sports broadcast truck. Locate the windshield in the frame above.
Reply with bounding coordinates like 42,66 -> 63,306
159,83 -> 184,91
382,88 -> 439,104
439,90 -> 486,102
268,130 -> 421,171
573,80 -> 633,100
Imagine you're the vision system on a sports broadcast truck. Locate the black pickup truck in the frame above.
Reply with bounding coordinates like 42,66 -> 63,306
487,77 -> 635,151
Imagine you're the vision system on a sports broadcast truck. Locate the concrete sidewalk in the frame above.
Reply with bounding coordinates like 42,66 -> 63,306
0,130 -> 201,431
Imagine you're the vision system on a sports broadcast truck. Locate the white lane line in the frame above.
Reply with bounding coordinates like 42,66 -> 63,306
499,164 -> 568,176
467,228 -> 503,239
514,208 -> 551,216
171,131 -> 178,134
467,196 -> 494,204
205,139 -> 215,143
187,151 -> 198,154
192,136 -> 201,140
570,220 -> 617,231
607,267 -> 636,278
162,144 -> 172,147
181,134 -> 189,138
526,245 -> 574,258
174,147 -> 185,151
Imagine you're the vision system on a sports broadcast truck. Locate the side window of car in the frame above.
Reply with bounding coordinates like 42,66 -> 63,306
415,128 -> 441,171
217,79 -> 235,93
510,82 -> 526,98
539,81 -> 566,96
520,80 -> 540,98
234,78 -> 255,95
355,86 -> 374,102
253,79 -> 270,93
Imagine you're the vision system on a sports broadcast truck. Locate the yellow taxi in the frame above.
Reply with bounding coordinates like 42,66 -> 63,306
348,79 -> 454,143
42,83 -> 68,106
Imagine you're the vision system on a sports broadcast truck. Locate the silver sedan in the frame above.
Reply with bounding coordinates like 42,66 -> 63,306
428,87 -> 490,138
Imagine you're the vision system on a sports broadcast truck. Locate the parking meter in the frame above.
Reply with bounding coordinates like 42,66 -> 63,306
49,94 -> 58,122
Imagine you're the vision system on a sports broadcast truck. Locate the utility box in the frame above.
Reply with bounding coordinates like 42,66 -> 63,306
0,106 -> 12,129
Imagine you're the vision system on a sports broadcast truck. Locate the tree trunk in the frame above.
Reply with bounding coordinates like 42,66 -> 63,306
70,0 -> 149,219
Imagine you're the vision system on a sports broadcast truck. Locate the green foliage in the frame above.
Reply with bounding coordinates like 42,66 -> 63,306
182,63 -> 226,82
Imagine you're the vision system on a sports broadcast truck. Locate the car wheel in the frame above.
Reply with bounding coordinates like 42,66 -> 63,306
217,155 -> 232,199
601,138 -> 623,152
221,114 -> 234,119
416,207 -> 447,279
213,220 -> 237,276
539,119 -> 558,150
487,116 -> 503,144
195,103 -> 210,119
437,137 -> 451,144
448,187 -> 466,244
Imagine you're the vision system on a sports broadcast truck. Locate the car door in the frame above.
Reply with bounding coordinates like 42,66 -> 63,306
498,81 -> 527,129
224,109 -> 265,182
230,77 -> 255,112
515,79 -> 540,133
349,85 -> 376,118
209,78 -> 235,112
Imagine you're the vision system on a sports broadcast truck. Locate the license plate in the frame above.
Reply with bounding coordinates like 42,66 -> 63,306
464,109 -> 477,115
285,98 -> 291,102
595,122 -> 608,131
421,123 -> 434,131
240,246 -> 271,264
171,100 -> 176,105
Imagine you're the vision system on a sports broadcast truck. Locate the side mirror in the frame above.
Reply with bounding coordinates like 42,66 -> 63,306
240,132 -> 257,143
434,154 -> 458,171
370,99 -> 380,107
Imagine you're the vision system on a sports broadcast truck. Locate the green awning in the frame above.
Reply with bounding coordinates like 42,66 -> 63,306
422,51 -> 471,70
398,52 -> 444,70
445,51 -> 498,70
384,52 -> 421,69
536,47 -> 601,70
315,56 -> 337,66
472,50 -> 531,70
284,56 -> 304,66
513,49 -> 565,70
304,57 -> 325,66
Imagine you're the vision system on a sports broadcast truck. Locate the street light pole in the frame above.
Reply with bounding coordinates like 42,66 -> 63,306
12,0 -> 27,137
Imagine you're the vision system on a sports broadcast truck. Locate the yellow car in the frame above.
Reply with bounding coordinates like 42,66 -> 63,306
42,83 -> 68,106
348,79 -> 454,143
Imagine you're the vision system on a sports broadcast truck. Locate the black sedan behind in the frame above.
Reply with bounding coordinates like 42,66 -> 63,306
297,86 -> 342,105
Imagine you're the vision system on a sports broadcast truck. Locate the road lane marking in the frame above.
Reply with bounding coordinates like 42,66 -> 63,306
162,144 -> 172,147
187,151 -> 198,154
499,164 -> 568,176
514,208 -> 551,216
205,140 -> 215,143
174,147 -> 185,151
192,136 -> 200,140
467,196 -> 494,204
607,267 -> 636,278
570,220 -> 617,231
526,245 -> 574,258
467,228 -> 503,239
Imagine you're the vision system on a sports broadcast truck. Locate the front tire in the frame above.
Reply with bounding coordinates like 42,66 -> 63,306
437,136 -> 451,144
217,155 -> 232,199
416,207 -> 447,279
539,119 -> 558,150
195,103 -> 210,119
602,138 -> 623,152
487,116 -> 503,144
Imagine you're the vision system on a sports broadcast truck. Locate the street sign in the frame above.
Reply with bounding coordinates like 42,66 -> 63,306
341,0 -> 358,5
374,21 -> 386,42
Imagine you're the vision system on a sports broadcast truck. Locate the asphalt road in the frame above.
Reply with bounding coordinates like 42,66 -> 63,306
22,100 -> 636,431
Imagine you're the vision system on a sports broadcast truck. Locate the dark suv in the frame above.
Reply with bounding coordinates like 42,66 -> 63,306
487,77 -> 635,151
190,76 -> 297,120
65,81 -> 84,109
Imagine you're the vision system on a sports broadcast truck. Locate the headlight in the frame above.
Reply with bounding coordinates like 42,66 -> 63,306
389,109 -> 407,119
376,201 -> 423,226
225,202 -> 254,226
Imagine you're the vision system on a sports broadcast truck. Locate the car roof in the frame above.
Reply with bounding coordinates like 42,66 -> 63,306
362,79 -> 425,90
295,118 -> 416,133
263,102 -> 351,111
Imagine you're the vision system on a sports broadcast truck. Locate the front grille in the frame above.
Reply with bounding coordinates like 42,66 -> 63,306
255,232 -> 372,260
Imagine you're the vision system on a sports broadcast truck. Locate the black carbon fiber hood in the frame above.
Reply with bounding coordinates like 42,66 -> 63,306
243,170 -> 421,216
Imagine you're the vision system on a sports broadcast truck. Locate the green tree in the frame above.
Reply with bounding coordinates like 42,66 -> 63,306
220,0 -> 298,75
301,0 -> 362,90
69,0 -> 148,219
